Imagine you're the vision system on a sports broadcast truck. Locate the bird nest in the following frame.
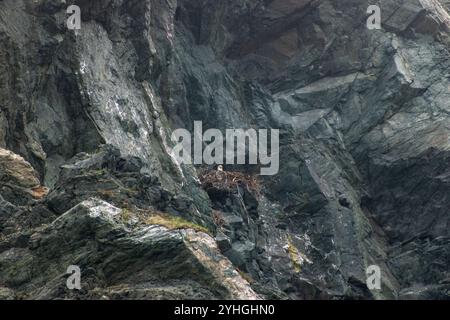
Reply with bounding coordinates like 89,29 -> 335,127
198,168 -> 261,194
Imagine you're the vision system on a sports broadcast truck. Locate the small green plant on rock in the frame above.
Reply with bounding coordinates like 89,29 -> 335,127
120,208 -> 133,223
287,235 -> 301,273
236,269 -> 255,284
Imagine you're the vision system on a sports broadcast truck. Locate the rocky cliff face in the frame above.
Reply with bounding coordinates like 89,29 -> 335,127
0,0 -> 449,300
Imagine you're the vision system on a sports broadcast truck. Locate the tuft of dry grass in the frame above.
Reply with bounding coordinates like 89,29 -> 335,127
116,206 -> 211,235
236,269 -> 255,284
288,235 -> 301,273
145,214 -> 210,235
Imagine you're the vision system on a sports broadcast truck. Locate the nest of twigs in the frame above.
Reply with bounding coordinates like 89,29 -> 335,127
198,168 -> 261,195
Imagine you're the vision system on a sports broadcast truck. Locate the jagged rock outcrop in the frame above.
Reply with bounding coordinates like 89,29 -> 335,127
1,198 -> 258,299
0,0 -> 449,299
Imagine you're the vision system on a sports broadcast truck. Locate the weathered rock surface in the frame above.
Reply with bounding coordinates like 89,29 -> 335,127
1,0 -> 449,299
0,148 -> 40,189
0,148 -> 47,208
0,198 -> 258,299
